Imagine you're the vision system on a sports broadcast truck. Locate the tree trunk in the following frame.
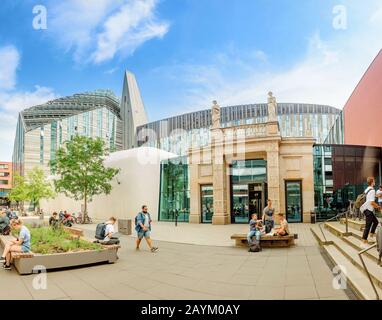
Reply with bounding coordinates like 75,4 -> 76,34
83,191 -> 88,224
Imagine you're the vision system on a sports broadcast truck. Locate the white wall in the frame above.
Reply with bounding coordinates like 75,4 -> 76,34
41,147 -> 178,222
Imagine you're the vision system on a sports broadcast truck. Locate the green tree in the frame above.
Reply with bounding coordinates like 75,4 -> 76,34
50,135 -> 119,223
8,173 -> 28,211
25,168 -> 55,212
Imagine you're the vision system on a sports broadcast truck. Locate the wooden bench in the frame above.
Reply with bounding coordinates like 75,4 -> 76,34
231,233 -> 297,248
63,226 -> 84,237
0,235 -> 34,259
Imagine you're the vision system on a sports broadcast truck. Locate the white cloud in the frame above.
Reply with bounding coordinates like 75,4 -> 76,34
0,86 -> 57,113
0,46 -> 20,90
49,0 -> 169,64
150,2 -> 382,115
0,46 -> 58,161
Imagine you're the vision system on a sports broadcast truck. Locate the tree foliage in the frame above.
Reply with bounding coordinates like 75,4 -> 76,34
8,173 -> 28,205
26,168 -> 55,210
8,169 -> 55,211
50,135 -> 120,220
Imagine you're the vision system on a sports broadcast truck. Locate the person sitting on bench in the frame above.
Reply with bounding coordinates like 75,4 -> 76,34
101,217 -> 120,245
0,219 -> 31,270
247,213 -> 261,246
274,213 -> 290,236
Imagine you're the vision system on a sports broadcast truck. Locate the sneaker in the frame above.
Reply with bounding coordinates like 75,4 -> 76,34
151,247 -> 158,253
360,242 -> 369,249
3,265 -> 11,270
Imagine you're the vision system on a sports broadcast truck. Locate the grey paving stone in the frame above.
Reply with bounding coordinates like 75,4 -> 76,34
284,285 -> 319,300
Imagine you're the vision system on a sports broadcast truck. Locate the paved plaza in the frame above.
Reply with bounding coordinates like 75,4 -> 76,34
0,222 -> 352,300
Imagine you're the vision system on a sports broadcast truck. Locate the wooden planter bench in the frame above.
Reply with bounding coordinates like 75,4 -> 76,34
231,233 -> 297,248
0,228 -> 120,275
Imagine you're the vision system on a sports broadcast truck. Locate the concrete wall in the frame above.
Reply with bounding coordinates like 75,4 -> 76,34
41,147 -> 177,222
344,50 -> 382,147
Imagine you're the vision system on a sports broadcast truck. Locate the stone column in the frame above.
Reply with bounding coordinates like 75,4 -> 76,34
266,143 -> 281,222
211,128 -> 229,225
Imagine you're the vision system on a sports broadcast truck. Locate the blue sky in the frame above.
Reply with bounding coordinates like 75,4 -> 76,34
0,0 -> 382,160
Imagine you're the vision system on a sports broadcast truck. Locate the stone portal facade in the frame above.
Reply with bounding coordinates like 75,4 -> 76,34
188,93 -> 315,224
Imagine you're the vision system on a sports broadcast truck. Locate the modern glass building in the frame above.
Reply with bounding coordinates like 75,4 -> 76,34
137,103 -> 340,156
158,144 -> 382,224
314,144 -> 382,221
13,90 -> 123,176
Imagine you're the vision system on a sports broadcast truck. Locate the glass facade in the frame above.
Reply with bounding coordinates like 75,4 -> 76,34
13,90 -> 123,177
314,145 -> 382,221
137,103 -> 340,156
158,158 -> 190,222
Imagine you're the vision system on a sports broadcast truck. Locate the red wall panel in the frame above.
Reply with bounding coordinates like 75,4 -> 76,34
344,50 -> 382,147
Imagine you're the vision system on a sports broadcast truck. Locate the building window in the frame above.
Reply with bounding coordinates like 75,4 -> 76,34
158,158 -> 190,222
285,180 -> 303,223
0,172 -> 10,177
0,164 -> 9,170
0,180 -> 9,185
201,185 -> 214,223
40,126 -> 44,164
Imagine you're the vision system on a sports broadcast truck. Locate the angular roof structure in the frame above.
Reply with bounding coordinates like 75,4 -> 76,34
120,71 -> 148,149
21,90 -> 120,132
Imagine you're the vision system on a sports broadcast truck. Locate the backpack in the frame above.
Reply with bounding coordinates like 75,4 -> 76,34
0,225 -> 10,236
95,223 -> 107,240
248,243 -> 262,253
354,188 -> 372,209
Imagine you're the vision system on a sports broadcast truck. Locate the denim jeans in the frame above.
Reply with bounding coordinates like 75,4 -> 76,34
247,230 -> 261,245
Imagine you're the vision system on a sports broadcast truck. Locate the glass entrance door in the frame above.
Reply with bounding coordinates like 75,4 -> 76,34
285,180 -> 303,223
201,185 -> 214,223
232,184 -> 249,223
249,183 -> 262,219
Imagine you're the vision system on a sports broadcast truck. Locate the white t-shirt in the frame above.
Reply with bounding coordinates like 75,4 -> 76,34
143,214 -> 150,227
376,189 -> 382,204
104,223 -> 115,240
360,187 -> 376,213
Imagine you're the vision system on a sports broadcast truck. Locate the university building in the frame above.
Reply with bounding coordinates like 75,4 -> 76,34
21,51 -> 382,224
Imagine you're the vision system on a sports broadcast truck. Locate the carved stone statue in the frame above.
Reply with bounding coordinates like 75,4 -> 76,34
211,100 -> 221,129
267,91 -> 277,122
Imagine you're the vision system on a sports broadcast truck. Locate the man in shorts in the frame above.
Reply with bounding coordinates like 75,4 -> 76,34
135,205 -> 158,252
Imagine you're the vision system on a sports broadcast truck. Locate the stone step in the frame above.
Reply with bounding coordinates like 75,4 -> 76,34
340,218 -> 365,231
324,222 -> 352,238
324,245 -> 382,300
341,235 -> 380,265
310,225 -> 334,246
331,237 -> 382,291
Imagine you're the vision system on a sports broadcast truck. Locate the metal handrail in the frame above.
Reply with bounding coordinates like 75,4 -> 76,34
358,243 -> 380,300
318,209 -> 349,243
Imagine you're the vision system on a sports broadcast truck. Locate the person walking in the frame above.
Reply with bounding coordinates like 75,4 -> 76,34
360,177 -> 381,248
262,199 -> 275,234
135,205 -> 158,252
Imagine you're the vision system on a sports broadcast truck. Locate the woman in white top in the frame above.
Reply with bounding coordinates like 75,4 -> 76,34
360,177 -> 381,246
